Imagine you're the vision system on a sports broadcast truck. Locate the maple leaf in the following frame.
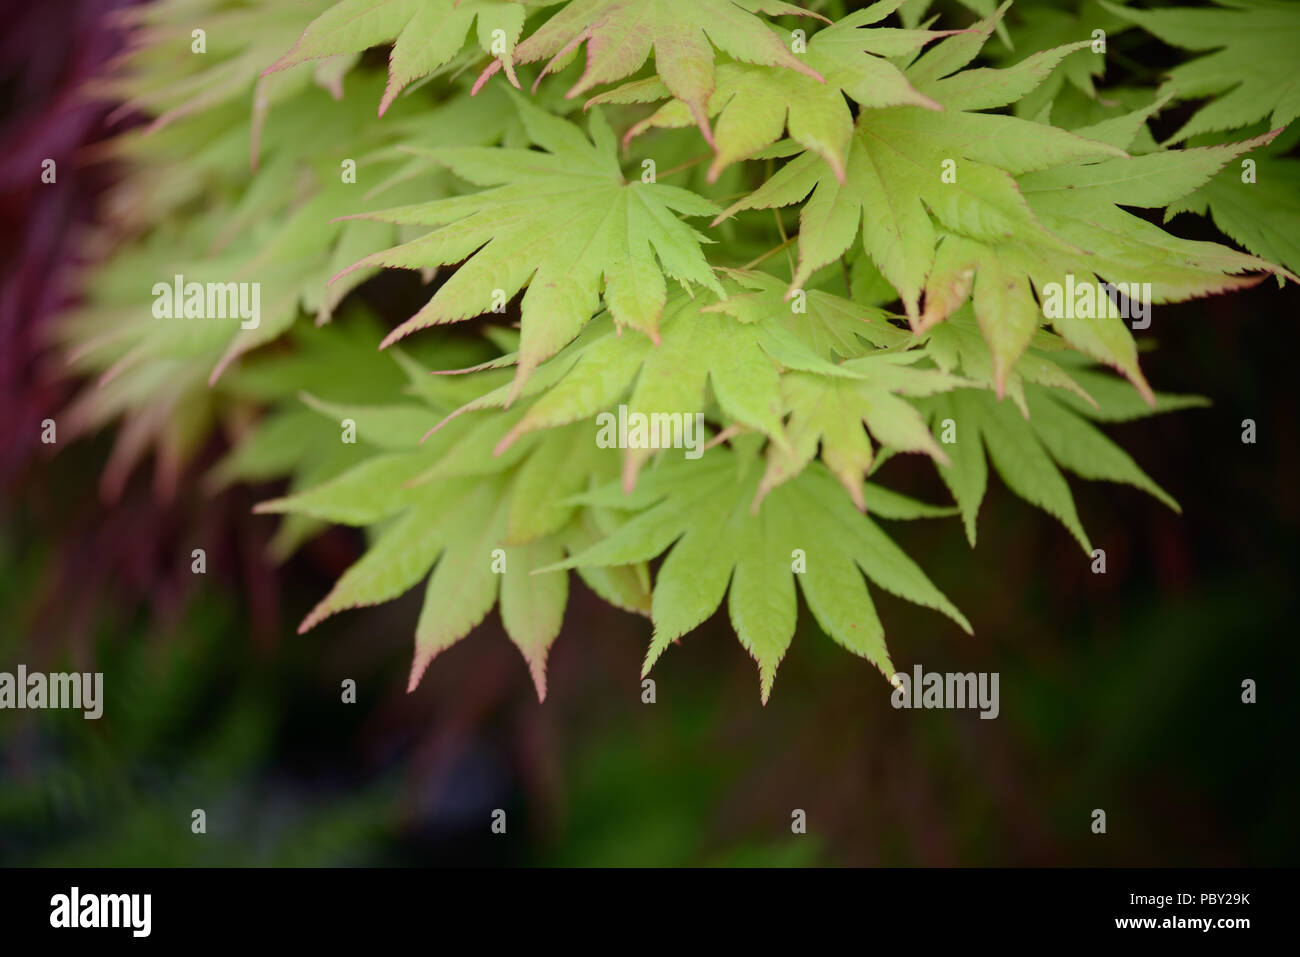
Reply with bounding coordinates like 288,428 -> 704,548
475,0 -> 827,142
1104,0 -> 1300,143
589,0 -> 953,182
757,352 -> 972,511
443,270 -> 983,518
543,448 -> 969,703
264,0 -> 552,114
87,83 -> 489,388
337,93 -> 723,393
981,0 -> 1132,120
60,43 -> 523,490
258,396 -> 649,699
919,372 -> 1205,551
998,129 -> 1290,397
450,272 -> 909,489
1167,126 -> 1300,276
715,13 -> 1129,351
90,1 -> 338,135
212,314 -> 502,557
920,309 -> 1096,419
723,6 -> 1288,403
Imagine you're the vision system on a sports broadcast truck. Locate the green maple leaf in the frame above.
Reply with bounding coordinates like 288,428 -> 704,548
257,397 -> 650,698
589,0 -> 952,182
545,449 -> 969,703
93,0 -> 338,135
477,0 -> 827,141
921,309 -> 1095,418
982,0 -> 1131,121
921,380 -> 1201,551
714,97 -> 1116,321
900,0 -> 1010,46
723,5 -> 1285,402
213,314 -> 501,558
61,0 -> 1300,711
264,0 -> 555,114
1001,129 -> 1289,398
338,94 -> 723,392
757,352 -> 972,510
62,49 -> 520,488
1167,126 -> 1300,276
1105,0 -> 1300,143
715,12 -> 1134,381
461,273 -> 909,488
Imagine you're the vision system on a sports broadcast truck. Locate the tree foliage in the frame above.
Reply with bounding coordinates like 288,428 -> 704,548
61,0 -> 1294,700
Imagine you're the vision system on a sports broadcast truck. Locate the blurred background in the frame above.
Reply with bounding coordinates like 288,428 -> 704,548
1,0 -> 1297,866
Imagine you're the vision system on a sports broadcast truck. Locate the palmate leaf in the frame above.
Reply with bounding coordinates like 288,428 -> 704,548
209,313 -> 472,546
264,0 -> 558,114
475,0 -> 827,141
68,166 -> 399,413
1000,130 -> 1289,397
716,3 -> 1289,403
921,309 -> 1096,418
545,449 -> 969,703
257,396 -> 651,699
1104,0 -> 1300,143
59,48 -> 518,490
589,0 -> 951,182
727,7 -> 1286,401
920,381 -> 1200,551
1166,126 -> 1300,277
758,352 -> 972,510
456,272 -> 910,488
91,0 -> 338,135
983,0 -> 1132,121
441,271 -> 978,517
715,8 -> 1129,288
338,94 -> 723,391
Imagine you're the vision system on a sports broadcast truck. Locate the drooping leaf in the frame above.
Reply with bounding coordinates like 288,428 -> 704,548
921,382 -> 1186,551
547,450 -> 970,702
263,406 -> 641,699
1167,127 -> 1300,276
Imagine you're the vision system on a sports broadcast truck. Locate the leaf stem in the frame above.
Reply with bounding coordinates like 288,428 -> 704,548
742,235 -> 798,271
772,209 -> 795,276
658,153 -> 711,178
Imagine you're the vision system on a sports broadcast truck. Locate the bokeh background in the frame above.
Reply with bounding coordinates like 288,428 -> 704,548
2,0 -> 1297,866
